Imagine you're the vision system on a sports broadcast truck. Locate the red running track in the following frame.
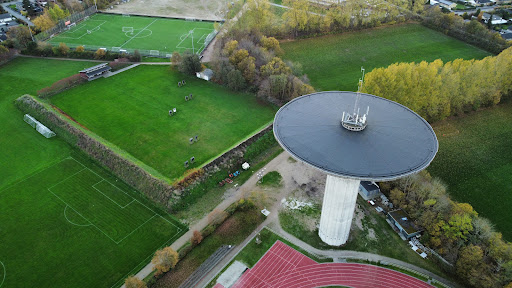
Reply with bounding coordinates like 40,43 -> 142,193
216,241 -> 434,288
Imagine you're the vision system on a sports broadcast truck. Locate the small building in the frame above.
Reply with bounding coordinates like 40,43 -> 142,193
0,32 -> 6,42
387,209 -> 422,240
483,13 -> 508,24
0,14 -> 13,24
196,68 -> 213,81
474,0 -> 493,6
359,181 -> 381,200
502,31 -> 512,41
438,0 -> 456,9
79,63 -> 112,81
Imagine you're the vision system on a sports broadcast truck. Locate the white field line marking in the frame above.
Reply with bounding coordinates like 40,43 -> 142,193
120,19 -> 158,48
115,214 -> 156,244
0,157 -> 78,196
69,157 -> 182,231
109,220 -> 184,288
56,159 -> 183,288
92,180 -> 135,209
64,205 -> 92,227
48,188 -> 120,244
47,168 -> 86,191
0,260 -> 5,288
176,29 -> 213,51
56,20 -> 107,40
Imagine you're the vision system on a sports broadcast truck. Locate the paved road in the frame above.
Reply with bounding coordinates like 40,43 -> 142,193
1,1 -> 34,26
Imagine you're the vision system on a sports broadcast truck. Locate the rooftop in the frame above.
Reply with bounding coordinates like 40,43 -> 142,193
273,91 -> 438,181
388,209 -> 421,235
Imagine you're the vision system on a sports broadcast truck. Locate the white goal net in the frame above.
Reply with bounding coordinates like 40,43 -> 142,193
150,50 -> 159,56
122,14 -> 130,17
24,114 -> 56,138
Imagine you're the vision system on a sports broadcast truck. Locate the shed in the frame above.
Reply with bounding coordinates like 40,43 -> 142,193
196,68 -> 213,81
79,63 -> 112,81
359,181 -> 381,200
387,209 -> 422,240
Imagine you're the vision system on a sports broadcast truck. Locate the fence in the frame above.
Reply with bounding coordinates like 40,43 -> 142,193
46,27 -> 221,58
34,6 -> 98,42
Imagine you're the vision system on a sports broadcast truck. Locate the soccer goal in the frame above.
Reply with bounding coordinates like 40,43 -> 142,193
122,13 -> 130,17
150,50 -> 159,56
24,114 -> 56,138
122,27 -> 134,34
112,47 -> 121,52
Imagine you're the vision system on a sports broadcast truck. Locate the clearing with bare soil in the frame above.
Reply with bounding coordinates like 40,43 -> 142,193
108,0 -> 227,21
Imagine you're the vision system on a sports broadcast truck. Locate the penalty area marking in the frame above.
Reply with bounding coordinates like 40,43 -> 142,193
176,28 -> 214,52
55,20 -> 107,40
49,157 -> 182,245
0,260 -> 5,288
64,205 -> 92,227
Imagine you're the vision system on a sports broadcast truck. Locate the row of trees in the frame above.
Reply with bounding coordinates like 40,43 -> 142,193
33,4 -> 70,32
384,171 -> 512,287
210,30 -> 314,102
361,46 -> 512,122
239,0 -> 420,38
422,6 -> 511,54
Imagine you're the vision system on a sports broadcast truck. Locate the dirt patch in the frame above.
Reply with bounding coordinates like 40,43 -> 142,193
432,121 -> 460,137
107,0 -> 226,21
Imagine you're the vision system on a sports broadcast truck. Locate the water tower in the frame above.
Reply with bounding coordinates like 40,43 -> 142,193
273,88 -> 438,246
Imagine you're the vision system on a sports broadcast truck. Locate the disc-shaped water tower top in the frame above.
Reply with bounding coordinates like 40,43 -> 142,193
273,91 -> 438,181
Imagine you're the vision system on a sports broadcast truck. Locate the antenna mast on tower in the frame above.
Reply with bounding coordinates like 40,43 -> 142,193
341,67 -> 370,131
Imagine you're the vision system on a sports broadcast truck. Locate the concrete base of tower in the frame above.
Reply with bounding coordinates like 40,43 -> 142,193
318,175 -> 360,246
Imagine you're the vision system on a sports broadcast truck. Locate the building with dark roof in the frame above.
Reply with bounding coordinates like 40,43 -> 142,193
388,209 -> 422,240
0,13 -> 13,24
359,181 -> 380,200
79,63 -> 112,81
502,32 -> 512,41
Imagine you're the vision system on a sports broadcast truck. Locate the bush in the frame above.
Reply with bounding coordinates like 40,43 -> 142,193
37,74 -> 86,98
75,46 -> 85,53
128,49 -> 141,62
178,51 -> 201,75
190,230 -> 203,246
244,131 -> 277,162
94,48 -> 106,59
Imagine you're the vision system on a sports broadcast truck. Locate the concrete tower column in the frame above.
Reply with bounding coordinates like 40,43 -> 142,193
318,175 -> 360,246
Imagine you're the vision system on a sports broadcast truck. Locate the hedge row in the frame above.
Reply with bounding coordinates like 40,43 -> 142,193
15,95 -> 175,208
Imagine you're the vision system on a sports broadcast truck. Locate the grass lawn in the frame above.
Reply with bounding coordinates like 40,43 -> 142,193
50,65 -> 276,181
428,102 -> 512,241
280,23 -> 491,91
257,170 -> 283,188
48,13 -> 216,54
0,57 -> 96,190
0,154 -> 184,288
0,57 -> 186,287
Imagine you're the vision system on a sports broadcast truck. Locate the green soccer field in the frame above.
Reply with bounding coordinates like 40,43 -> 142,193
50,65 -> 277,181
0,57 -> 186,288
0,156 -> 184,288
48,13 -> 216,54
281,23 -> 492,91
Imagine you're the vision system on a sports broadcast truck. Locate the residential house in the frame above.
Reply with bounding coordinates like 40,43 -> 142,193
0,14 -> 13,24
483,13 -> 509,24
